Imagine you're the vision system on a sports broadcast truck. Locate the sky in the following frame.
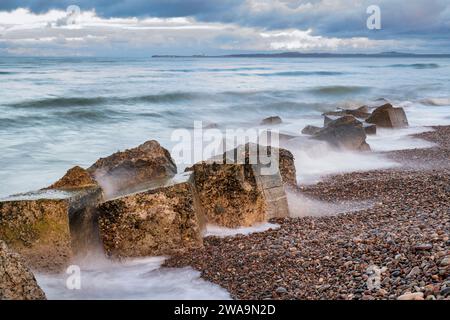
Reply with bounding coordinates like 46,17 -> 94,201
0,0 -> 449,56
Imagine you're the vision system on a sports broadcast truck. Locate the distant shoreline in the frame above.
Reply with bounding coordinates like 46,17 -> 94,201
152,52 -> 450,58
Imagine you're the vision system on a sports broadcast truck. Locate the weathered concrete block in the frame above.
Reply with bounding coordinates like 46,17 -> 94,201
301,125 -> 322,136
46,166 -> 99,190
0,240 -> 46,300
314,116 -> 371,151
261,116 -> 282,125
189,143 -> 293,225
252,168 -> 290,219
189,162 -> 267,228
97,173 -> 205,258
366,103 -> 409,128
88,140 -> 177,198
324,114 -> 340,127
278,148 -> 297,188
363,123 -> 377,135
0,187 -> 102,272
323,106 -> 370,120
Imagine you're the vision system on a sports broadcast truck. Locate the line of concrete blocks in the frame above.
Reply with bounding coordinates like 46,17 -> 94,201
0,142 -> 296,271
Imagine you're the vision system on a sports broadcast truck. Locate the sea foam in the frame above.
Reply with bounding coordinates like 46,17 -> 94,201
36,256 -> 231,300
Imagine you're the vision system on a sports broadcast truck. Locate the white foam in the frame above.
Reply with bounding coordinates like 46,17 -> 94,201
367,127 -> 435,152
287,191 -> 373,217
205,223 -> 280,237
420,97 -> 450,106
35,256 -> 231,300
284,138 -> 399,185
406,103 -> 450,127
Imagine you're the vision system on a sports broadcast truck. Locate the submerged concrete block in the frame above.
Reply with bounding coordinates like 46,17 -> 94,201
314,116 -> 371,152
261,116 -> 282,125
364,123 -> 377,135
301,125 -> 322,136
323,106 -> 370,120
366,103 -> 409,128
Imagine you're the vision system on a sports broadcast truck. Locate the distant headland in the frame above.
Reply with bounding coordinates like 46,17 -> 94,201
152,52 -> 450,58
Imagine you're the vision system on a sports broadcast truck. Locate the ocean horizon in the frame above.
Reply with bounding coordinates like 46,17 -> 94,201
1,56 -> 449,197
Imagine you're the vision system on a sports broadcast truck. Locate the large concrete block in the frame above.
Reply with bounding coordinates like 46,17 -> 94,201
189,143 -> 293,225
314,116 -> 371,151
366,103 -> 409,128
189,162 -> 266,228
88,140 -> 177,198
0,187 -> 102,272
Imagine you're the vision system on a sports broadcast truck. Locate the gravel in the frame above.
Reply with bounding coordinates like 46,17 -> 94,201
165,126 -> 450,300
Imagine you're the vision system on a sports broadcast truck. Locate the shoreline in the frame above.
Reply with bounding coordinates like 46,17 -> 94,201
165,126 -> 450,300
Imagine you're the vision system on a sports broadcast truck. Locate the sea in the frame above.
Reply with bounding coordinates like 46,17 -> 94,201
1,56 -> 449,299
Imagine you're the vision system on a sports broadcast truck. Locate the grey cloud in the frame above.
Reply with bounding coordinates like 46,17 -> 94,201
1,0 -> 449,39
0,0 -> 243,18
0,0 -> 449,54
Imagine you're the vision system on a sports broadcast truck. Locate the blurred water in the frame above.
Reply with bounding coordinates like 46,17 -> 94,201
35,256 -> 231,300
1,56 -> 450,195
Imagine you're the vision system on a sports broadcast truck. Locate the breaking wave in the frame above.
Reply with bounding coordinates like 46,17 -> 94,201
8,97 -> 109,108
257,71 -> 345,77
7,87 -> 374,110
420,97 -> 450,106
131,92 -> 200,103
6,92 -> 201,109
0,116 -> 48,128
52,109 -> 126,122
389,63 -> 440,69
255,101 -> 333,113
308,85 -> 370,96
160,67 -> 271,73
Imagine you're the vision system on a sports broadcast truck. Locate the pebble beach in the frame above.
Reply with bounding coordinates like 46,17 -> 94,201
165,126 -> 450,300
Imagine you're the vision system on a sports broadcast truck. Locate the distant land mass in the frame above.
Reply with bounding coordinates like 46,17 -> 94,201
152,52 -> 450,58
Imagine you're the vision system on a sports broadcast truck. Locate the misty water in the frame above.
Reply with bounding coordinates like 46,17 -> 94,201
1,56 -> 450,299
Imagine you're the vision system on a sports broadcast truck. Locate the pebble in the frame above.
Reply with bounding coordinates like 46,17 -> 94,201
391,270 -> 401,277
440,287 -> 450,297
440,256 -> 450,266
413,244 -> 433,251
397,292 -> 424,300
318,284 -> 331,292
275,287 -> 288,294
378,289 -> 388,296
406,266 -> 421,278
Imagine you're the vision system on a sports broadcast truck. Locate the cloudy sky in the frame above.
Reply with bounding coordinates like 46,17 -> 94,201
0,0 -> 449,56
